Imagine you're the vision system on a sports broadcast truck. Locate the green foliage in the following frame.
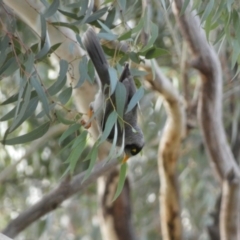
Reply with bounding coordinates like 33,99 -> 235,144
1,0 -> 240,239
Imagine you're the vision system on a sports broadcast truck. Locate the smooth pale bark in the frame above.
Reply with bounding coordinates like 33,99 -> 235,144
172,0 -> 240,239
145,60 -> 185,240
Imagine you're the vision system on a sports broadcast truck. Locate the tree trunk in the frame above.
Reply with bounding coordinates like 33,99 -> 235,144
98,170 -> 137,240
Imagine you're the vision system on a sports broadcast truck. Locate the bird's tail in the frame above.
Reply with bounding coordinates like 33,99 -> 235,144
82,28 -> 110,87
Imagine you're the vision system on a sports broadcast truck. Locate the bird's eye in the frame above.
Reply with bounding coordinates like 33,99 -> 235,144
131,148 -> 137,153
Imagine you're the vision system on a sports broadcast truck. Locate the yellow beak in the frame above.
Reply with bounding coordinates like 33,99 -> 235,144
122,154 -> 130,163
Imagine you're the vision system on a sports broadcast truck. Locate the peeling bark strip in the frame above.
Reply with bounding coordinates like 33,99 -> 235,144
172,0 -> 240,239
220,170 -> 240,240
146,60 -> 184,240
98,170 -> 137,240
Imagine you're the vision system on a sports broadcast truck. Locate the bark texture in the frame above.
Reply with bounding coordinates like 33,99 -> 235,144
146,60 -> 185,240
98,170 -> 137,240
172,0 -> 240,239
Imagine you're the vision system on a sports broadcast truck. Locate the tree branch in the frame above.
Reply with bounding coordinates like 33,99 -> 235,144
172,0 -> 240,238
1,158 -> 119,238
145,60 -> 185,240
172,0 -> 240,180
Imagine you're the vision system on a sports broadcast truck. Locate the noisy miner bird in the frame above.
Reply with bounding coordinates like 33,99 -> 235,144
82,28 -> 144,162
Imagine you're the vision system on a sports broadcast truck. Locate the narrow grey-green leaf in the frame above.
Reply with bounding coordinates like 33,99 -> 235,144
55,110 -> 75,125
201,0 -> 214,23
24,52 -> 35,75
14,78 -> 27,119
115,82 -> 127,118
108,67 -> 118,95
0,97 -> 38,121
1,121 -> 50,145
30,76 -> 50,119
112,162 -> 128,201
58,87 -> 72,105
35,15 -> 50,60
98,32 -> 117,41
69,143 -> 86,173
118,0 -> 126,11
83,146 -> 98,181
84,7 -> 108,23
118,30 -> 132,41
43,0 -> 59,18
104,7 -> 116,28
0,57 -> 18,77
48,59 -> 68,95
100,111 -> 118,143
75,55 -> 89,88
139,47 -> 169,59
59,123 -> 81,145
58,9 -> 80,20
79,0 -> 88,16
141,22 -> 158,52
52,22 -> 79,34
180,0 -> 191,15
0,35 -> 9,66
71,130 -> 88,149
160,0 -> 166,10
130,69 -> 147,77
67,131 -> 88,173
36,102 -> 56,118
9,82 -> 32,133
97,20 -> 113,34
126,87 -> 144,113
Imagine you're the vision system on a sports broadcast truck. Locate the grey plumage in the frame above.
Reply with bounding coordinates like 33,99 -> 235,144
82,28 -> 144,158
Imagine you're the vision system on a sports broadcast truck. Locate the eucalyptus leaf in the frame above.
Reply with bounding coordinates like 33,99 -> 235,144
115,82 -> 127,118
126,87 -> 144,113
52,22 -> 79,34
108,67 -> 118,95
118,30 -> 132,41
59,123 -> 81,145
43,0 -> 59,18
1,121 -> 50,145
104,7 -> 116,28
201,0 -> 214,23
118,0 -> 126,11
112,162 -> 128,201
83,146 -> 98,181
30,76 -> 50,119
100,111 -> 118,143
141,22 -> 158,52
98,32 -> 117,41
55,111 -> 75,125
9,82 -> 32,133
48,59 -> 68,95
84,7 -> 108,23
58,9 -> 80,20
58,87 -> 72,105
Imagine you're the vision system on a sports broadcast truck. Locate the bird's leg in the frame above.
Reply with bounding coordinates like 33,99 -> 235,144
80,106 -> 93,129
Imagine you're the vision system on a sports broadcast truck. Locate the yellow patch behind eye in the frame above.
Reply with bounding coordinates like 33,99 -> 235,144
132,148 -> 137,153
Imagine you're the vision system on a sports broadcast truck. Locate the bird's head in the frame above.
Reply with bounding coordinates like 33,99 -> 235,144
123,142 -> 144,162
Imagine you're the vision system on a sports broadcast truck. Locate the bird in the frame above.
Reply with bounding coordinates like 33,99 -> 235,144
82,28 -> 144,162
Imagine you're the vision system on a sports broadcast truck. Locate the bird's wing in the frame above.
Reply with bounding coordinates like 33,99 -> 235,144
119,64 -> 136,105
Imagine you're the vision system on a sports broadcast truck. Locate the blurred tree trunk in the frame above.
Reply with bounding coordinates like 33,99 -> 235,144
98,170 -> 137,240
146,60 -> 185,240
